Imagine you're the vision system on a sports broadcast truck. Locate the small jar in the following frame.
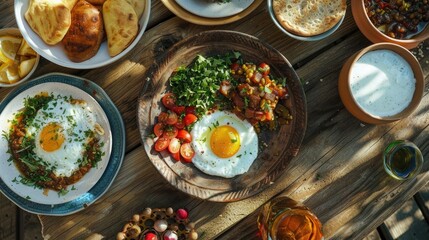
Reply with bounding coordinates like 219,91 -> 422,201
258,196 -> 323,240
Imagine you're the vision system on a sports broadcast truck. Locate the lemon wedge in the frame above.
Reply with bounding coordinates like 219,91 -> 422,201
17,39 -> 37,57
18,58 -> 36,78
0,70 -> 9,83
0,36 -> 22,61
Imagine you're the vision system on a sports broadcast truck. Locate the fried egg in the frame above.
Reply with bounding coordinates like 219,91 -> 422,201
25,96 -> 102,177
190,111 -> 258,178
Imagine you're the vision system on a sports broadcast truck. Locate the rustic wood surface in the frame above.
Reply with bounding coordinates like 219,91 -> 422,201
1,0 -> 429,239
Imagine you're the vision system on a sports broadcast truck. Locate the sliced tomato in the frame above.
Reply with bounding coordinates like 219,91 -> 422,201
162,93 -> 177,109
174,119 -> 185,129
258,62 -> 270,76
180,143 -> 195,162
171,151 -> 181,161
185,106 -> 196,115
177,129 -> 192,143
183,113 -> 198,126
166,111 -> 178,125
158,112 -> 169,123
172,105 -> 185,115
153,123 -> 165,137
168,138 -> 181,154
163,126 -> 178,139
154,137 -> 170,152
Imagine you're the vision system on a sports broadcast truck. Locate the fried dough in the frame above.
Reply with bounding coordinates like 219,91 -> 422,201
103,0 -> 138,57
86,0 -> 106,5
273,0 -> 346,36
62,0 -> 104,62
125,0 -> 145,19
25,0 -> 78,45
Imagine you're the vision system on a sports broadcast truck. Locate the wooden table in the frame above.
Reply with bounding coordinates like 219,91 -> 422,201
1,1 -> 429,239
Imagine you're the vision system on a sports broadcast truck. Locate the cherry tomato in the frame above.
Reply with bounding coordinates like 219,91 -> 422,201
153,123 -> 164,137
168,138 -> 181,154
163,126 -> 178,139
177,129 -> 192,143
258,62 -> 270,76
162,93 -> 176,109
185,106 -> 196,115
154,137 -> 170,152
166,111 -> 178,125
172,105 -> 185,115
171,151 -> 181,161
174,118 -> 185,129
158,112 -> 169,123
180,143 -> 195,162
183,113 -> 198,126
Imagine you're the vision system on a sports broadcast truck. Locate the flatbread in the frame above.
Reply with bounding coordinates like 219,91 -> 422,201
103,0 -> 138,57
25,0 -> 78,45
272,0 -> 346,36
125,0 -> 145,19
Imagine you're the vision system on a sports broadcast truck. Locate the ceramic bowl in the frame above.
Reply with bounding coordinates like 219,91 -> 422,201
267,0 -> 346,41
352,0 -> 429,49
338,43 -> 424,124
0,28 -> 39,88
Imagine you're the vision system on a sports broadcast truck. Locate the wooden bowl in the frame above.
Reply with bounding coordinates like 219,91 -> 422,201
137,30 -> 307,202
338,43 -> 424,124
351,0 -> 429,49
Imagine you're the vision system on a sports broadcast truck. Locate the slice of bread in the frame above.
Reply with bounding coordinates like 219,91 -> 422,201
273,0 -> 347,36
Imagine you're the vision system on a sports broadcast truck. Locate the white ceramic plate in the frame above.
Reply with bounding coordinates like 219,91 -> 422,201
0,82 -> 112,205
0,73 -> 125,215
14,0 -> 151,69
175,0 -> 254,18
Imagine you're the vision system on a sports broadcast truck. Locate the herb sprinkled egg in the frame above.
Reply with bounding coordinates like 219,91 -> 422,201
190,111 -> 258,178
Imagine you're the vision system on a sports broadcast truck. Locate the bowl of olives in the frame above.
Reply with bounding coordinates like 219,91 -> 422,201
352,0 -> 429,49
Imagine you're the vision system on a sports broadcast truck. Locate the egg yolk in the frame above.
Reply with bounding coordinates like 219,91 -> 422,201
210,125 -> 240,158
39,123 -> 64,152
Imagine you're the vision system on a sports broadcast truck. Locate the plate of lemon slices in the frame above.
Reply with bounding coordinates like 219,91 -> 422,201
0,28 -> 39,87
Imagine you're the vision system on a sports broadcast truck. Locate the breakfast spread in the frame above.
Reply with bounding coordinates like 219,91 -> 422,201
24,0 -> 143,61
0,35 -> 38,84
117,207 -> 198,240
151,52 -> 292,178
364,0 -> 429,39
350,49 -> 416,117
4,92 -> 106,194
272,0 -> 347,36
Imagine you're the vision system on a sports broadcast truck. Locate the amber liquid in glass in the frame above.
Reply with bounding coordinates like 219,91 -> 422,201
258,197 -> 323,240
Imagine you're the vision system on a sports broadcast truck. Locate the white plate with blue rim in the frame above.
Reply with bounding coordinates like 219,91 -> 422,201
14,0 -> 151,69
0,73 -> 125,215
175,0 -> 254,18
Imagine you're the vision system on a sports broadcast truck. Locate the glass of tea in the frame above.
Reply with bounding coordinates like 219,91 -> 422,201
257,196 -> 323,240
383,140 -> 424,180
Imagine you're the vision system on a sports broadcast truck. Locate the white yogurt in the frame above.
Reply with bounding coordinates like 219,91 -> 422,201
350,49 -> 415,117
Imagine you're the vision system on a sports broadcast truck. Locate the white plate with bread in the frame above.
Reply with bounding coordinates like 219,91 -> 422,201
14,0 -> 151,69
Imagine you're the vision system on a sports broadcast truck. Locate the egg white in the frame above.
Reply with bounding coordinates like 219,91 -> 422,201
26,96 -> 98,177
190,111 -> 258,178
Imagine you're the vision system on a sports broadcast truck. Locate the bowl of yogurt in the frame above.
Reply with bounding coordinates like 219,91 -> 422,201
338,43 -> 424,124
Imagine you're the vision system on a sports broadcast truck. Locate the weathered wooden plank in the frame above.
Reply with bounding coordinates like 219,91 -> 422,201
362,229 -> 382,240
0,194 -> 17,240
19,211 -> 43,240
384,198 -> 429,239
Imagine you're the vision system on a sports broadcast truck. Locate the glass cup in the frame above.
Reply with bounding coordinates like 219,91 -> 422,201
383,140 -> 424,180
257,196 -> 323,240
